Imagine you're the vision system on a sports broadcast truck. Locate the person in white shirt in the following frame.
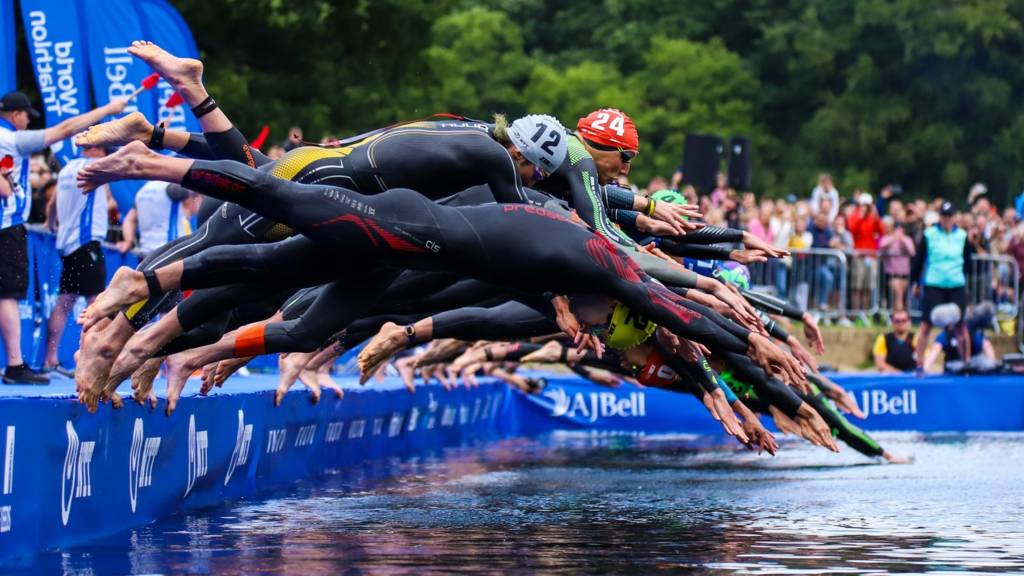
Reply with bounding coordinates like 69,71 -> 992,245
0,90 -> 125,384
43,145 -> 111,375
118,181 -> 194,257
809,173 -> 840,222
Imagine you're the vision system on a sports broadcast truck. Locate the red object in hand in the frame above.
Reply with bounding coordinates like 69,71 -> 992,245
250,124 -> 270,150
141,72 -> 160,90
165,92 -> 184,108
0,155 -> 12,172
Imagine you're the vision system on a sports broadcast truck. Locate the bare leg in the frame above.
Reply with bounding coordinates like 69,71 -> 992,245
45,294 -> 78,367
77,316 -> 135,411
131,356 -> 163,408
102,308 -> 185,397
0,299 -> 23,367
200,356 -> 253,395
914,321 -> 932,372
276,351 -> 317,406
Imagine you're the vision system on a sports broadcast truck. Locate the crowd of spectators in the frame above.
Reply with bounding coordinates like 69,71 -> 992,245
633,171 -> 1024,328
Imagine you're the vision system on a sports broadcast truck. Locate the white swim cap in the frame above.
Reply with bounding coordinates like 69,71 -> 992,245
507,114 -> 568,173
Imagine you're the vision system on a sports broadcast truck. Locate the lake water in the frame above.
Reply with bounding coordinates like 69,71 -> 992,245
14,431 -> 1024,574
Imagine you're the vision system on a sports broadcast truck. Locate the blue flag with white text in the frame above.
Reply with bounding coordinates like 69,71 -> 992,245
1,0 -> 17,94
136,0 -> 201,135
18,0 -> 92,166
81,0 -> 159,214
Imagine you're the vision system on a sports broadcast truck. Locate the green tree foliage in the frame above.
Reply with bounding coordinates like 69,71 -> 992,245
160,0 -> 1024,202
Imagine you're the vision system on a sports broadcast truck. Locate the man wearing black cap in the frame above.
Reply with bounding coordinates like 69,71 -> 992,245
0,90 -> 126,384
910,200 -> 972,372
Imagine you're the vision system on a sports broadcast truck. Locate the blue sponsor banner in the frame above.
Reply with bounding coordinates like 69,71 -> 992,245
0,377 -> 509,560
136,0 -> 200,135
512,373 -> 1024,434
0,0 -> 14,94
17,0 -> 92,166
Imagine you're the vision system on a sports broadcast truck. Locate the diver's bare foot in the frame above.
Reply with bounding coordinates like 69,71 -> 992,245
74,112 -> 154,149
317,368 -> 344,400
164,352 -> 200,415
127,41 -> 207,104
395,357 -> 416,393
297,369 -> 322,404
79,267 -> 148,332
77,141 -> 157,192
275,352 -> 314,405
75,317 -> 128,411
199,354 -> 249,393
521,340 -> 564,364
104,327 -> 162,397
78,272 -> 144,333
357,322 -> 408,384
131,357 -> 163,408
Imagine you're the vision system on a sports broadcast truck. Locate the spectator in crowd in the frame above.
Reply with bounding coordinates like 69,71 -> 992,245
1006,220 -> 1024,286
710,171 -> 729,208
967,182 -> 988,210
118,181 -> 197,258
43,145 -> 111,376
27,152 -> 52,223
646,176 -> 668,194
848,192 -> 884,321
809,209 -> 837,311
903,201 -> 924,241
873,309 -> 917,373
810,172 -> 839,221
0,90 -> 125,384
681,184 -> 698,206
746,200 -> 774,245
669,165 -> 683,190
770,201 -> 793,296
282,125 -> 303,151
788,214 -> 813,310
267,145 -> 286,160
912,201 -> 973,371
879,220 -> 916,312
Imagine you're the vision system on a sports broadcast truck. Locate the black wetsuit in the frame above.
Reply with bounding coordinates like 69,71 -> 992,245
169,160 -> 751,357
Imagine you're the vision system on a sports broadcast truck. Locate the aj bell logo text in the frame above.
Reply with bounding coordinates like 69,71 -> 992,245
544,387 -> 646,422
857,388 -> 918,417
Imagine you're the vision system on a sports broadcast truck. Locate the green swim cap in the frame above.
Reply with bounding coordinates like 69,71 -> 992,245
603,303 -> 657,349
649,189 -> 687,205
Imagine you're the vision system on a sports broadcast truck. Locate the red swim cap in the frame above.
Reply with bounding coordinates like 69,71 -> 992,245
577,108 -> 639,152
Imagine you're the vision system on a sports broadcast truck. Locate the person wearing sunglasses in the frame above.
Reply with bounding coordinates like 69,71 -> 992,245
873,310 -> 918,373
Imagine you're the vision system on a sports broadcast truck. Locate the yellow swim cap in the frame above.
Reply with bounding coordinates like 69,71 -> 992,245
604,303 -> 657,349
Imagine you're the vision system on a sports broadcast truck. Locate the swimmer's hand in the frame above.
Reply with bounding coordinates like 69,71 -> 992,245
801,312 -> 825,355
748,333 -> 808,392
787,335 -> 819,374
551,295 -> 604,359
702,388 -> 749,445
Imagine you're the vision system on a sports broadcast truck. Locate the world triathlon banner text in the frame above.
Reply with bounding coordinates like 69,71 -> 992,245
18,0 -> 92,165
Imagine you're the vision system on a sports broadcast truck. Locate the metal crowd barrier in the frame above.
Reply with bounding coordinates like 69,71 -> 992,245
749,247 -> 1020,327
748,248 -> 849,319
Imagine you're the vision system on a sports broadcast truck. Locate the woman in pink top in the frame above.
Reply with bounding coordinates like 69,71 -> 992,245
879,221 -> 916,312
